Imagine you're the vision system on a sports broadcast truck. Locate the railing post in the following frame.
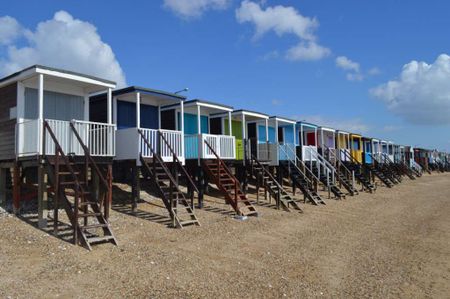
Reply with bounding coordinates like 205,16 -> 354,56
74,189 -> 79,245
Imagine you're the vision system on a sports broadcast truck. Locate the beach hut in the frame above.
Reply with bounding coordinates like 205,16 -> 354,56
296,122 -> 318,162
0,65 -> 117,249
165,99 -> 257,216
317,126 -> 336,157
362,137 -> 373,164
334,131 -> 375,192
317,127 -> 357,196
387,141 -> 395,162
210,111 -> 303,212
210,109 -> 270,164
336,130 -> 351,162
350,133 -> 363,163
90,86 -> 200,228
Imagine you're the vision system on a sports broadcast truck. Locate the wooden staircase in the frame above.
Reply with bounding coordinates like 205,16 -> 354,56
202,141 -> 258,217
311,164 -> 346,199
139,130 -> 200,228
282,162 -> 325,205
366,163 -> 394,188
324,148 -> 359,196
44,121 -> 117,250
397,162 -> 416,180
248,156 -> 302,212
340,150 -> 376,192
371,154 -> 401,186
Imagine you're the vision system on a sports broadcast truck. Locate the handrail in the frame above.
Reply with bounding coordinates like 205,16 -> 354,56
159,131 -> 199,194
203,139 -> 242,189
69,122 -> 108,189
325,146 -> 354,175
341,148 -> 361,165
138,129 -> 180,190
251,154 -> 284,191
71,119 -> 116,126
278,144 -> 317,185
44,121 -> 84,192
304,146 -> 335,184
44,120 -> 85,243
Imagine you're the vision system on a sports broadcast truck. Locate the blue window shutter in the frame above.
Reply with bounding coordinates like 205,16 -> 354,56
140,104 -> 158,129
117,100 -> 136,129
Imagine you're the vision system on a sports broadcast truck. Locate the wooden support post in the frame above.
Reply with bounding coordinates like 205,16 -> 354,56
92,168 -> 100,205
131,163 -> 140,213
12,163 -> 20,214
38,163 -> 48,228
0,168 -> 6,209
105,164 -> 113,220
197,166 -> 204,209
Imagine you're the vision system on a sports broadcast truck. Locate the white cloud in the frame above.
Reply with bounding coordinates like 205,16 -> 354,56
164,0 -> 230,19
336,56 -> 359,72
0,11 -> 126,87
0,16 -> 22,45
370,54 -> 450,125
286,41 -> 331,61
236,1 -> 330,61
292,114 -> 370,134
335,55 -> 364,81
346,72 -> 364,82
259,50 -> 279,61
368,67 -> 381,76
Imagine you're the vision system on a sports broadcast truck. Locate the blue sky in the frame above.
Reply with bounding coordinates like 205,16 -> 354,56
1,0 -> 450,151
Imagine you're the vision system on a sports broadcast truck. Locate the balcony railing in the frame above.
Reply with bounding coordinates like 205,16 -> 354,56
139,128 -> 183,161
16,119 -> 116,157
185,134 -> 235,160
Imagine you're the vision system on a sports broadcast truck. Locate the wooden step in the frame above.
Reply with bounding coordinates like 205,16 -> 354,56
60,181 -> 86,186
58,171 -> 81,176
86,235 -> 115,244
178,219 -> 200,226
80,223 -> 108,230
78,212 -> 102,218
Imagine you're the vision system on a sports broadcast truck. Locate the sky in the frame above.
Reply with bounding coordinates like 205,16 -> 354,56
1,0 -> 450,151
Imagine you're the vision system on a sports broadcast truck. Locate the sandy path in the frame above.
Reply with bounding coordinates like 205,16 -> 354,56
0,173 -> 449,298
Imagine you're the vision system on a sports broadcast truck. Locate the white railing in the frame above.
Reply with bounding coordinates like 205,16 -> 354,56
16,119 -> 41,157
411,160 -> 423,173
302,145 -> 318,161
185,134 -> 235,160
139,128 -> 183,162
278,143 -> 296,161
71,120 -> 115,157
327,147 -> 356,190
16,119 -> 116,157
304,146 -> 336,186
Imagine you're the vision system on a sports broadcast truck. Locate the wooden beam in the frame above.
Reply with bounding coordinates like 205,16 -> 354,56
38,163 -> 48,228
131,163 -> 140,213
0,168 -> 6,210
12,163 -> 20,214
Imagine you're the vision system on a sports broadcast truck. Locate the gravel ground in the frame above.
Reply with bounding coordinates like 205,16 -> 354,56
0,173 -> 449,298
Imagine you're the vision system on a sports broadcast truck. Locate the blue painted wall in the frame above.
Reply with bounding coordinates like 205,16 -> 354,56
258,125 -> 275,143
117,100 -> 158,130
364,141 -> 372,163
177,112 -> 209,134
282,125 -> 295,144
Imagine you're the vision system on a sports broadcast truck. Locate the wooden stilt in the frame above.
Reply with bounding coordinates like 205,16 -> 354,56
197,166 -> 204,209
38,163 -> 48,228
105,164 -> 112,220
131,163 -> 139,213
0,168 -> 6,209
12,163 -> 20,214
